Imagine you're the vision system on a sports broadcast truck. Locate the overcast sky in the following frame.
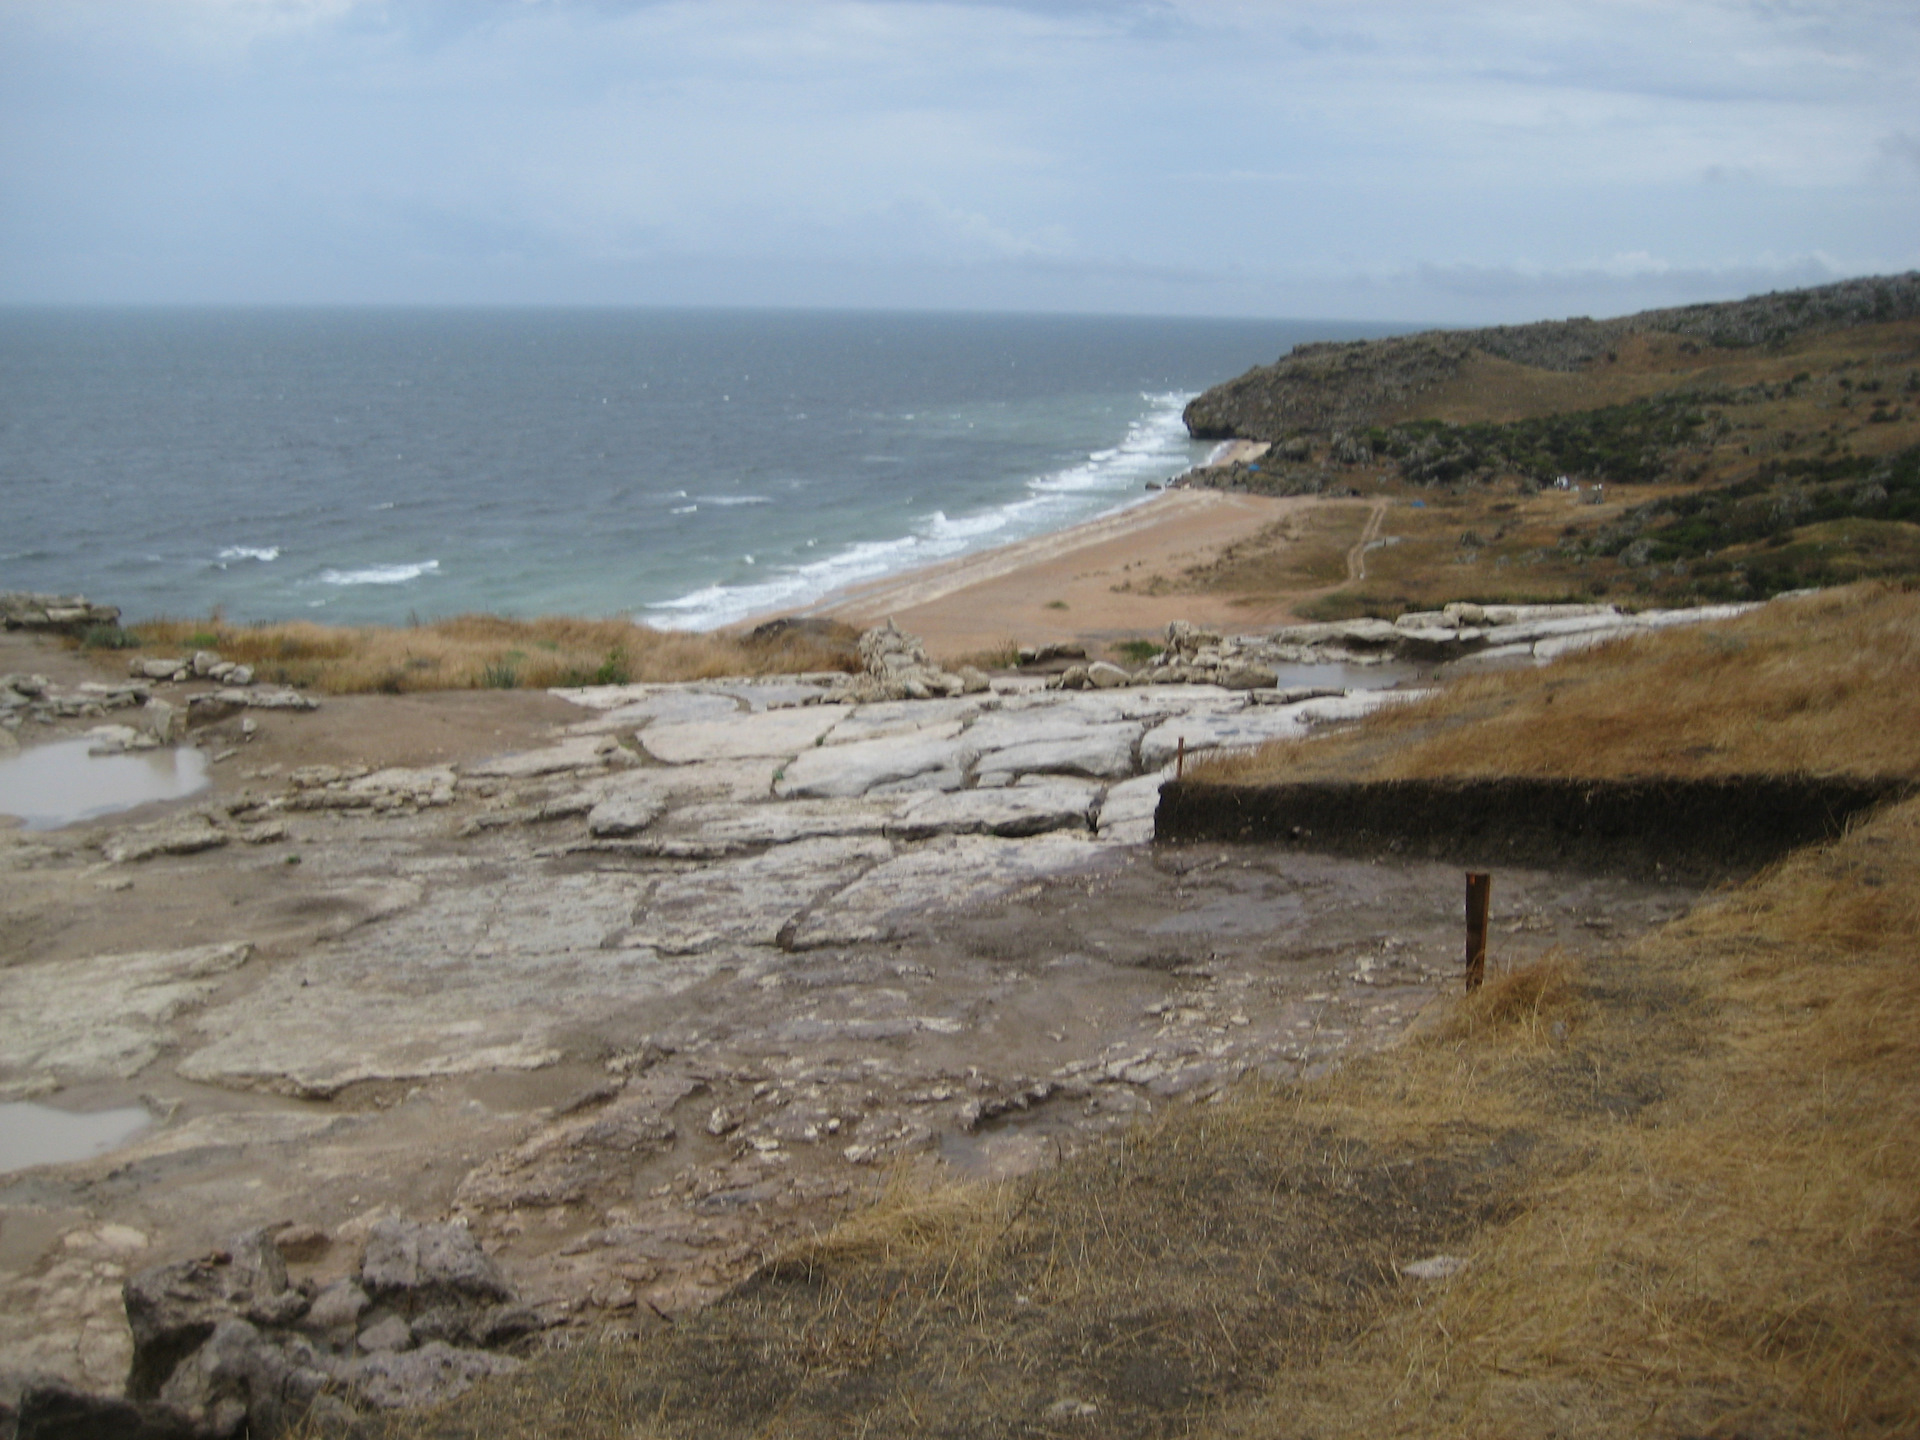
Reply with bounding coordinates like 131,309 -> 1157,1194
2,0 -> 1916,322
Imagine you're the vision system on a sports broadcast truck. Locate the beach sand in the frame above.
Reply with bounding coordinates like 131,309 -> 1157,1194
796,488 -> 1313,661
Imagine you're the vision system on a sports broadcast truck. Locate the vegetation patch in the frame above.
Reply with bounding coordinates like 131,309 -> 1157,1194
78,614 -> 861,695
1197,582 -> 1920,787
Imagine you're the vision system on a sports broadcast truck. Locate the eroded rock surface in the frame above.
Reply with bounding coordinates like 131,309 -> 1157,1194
0,618 -> 1710,1434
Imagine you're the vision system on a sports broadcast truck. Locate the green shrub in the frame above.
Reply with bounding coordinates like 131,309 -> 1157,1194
79,624 -> 140,651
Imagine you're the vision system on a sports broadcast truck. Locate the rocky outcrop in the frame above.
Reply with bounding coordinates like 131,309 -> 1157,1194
822,620 -> 990,703
1126,603 -> 1760,678
113,1220 -> 539,1437
0,592 -> 121,635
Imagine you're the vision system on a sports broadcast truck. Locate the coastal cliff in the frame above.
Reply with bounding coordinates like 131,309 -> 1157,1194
1184,271 -> 1920,441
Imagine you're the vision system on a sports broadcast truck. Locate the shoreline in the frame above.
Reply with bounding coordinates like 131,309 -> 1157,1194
771,486 -> 1315,660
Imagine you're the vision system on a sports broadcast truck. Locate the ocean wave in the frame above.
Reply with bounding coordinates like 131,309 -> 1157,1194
696,495 -> 772,507
646,534 -> 926,631
217,545 -> 280,563
646,391 -> 1201,632
317,560 -> 440,587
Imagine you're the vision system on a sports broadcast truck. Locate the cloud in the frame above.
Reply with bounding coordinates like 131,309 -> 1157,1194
1,0 -> 1916,313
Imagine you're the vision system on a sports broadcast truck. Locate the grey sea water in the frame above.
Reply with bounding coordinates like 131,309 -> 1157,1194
0,309 -> 1397,629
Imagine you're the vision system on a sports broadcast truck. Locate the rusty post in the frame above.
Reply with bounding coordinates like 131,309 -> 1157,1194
1176,736 -> 1185,780
1465,872 -> 1491,991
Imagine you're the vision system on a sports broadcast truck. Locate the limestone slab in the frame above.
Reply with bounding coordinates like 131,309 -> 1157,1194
887,778 -> 1100,840
0,943 -> 252,1089
785,833 -> 1100,949
627,836 -> 893,954
559,689 -> 743,735
822,699 -> 988,746
178,871 -> 709,1096
972,722 -> 1140,782
465,736 -> 625,779
640,706 -> 845,764
774,730 -> 973,799
1094,771 -> 1172,844
655,798 -> 901,848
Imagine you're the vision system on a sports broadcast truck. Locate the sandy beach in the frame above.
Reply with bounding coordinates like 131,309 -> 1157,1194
793,487 -> 1314,660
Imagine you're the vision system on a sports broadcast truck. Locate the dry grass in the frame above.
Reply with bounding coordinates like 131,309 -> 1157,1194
100,614 -> 860,695
1211,796 -> 1920,1439
1197,580 -> 1920,786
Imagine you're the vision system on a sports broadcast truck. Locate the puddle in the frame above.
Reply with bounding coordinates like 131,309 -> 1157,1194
1273,660 -> 1429,692
0,1101 -> 153,1174
0,739 -> 209,830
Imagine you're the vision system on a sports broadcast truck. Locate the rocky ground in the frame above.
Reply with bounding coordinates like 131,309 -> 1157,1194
0,628 -> 1698,1430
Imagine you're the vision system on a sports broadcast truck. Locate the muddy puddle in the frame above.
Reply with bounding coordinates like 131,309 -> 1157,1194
0,739 -> 209,830
1271,660 -> 1427,691
0,1101 -> 153,1175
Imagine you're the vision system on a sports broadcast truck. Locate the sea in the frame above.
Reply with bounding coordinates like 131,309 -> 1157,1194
0,309 -> 1400,631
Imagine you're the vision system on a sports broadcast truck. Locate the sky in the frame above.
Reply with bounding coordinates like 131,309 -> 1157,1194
1,0 -> 1916,323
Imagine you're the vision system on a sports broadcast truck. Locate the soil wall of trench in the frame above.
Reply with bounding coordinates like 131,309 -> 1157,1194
1153,775 -> 1916,881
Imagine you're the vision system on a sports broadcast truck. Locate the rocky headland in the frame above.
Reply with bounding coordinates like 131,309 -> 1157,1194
1181,270 -> 1920,444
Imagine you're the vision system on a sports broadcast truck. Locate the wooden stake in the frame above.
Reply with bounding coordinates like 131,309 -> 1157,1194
1465,872 -> 1491,991
1176,736 -> 1186,779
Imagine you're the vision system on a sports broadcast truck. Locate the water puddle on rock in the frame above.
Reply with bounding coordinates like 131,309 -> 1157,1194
0,1101 -> 153,1174
0,739 -> 209,830
1273,660 -> 1429,692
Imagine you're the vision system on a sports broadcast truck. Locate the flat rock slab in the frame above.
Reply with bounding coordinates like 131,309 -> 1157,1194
973,723 -> 1140,783
587,791 -> 667,838
652,798 -> 902,849
775,730 -> 973,800
626,835 -> 894,954
178,872 -> 706,1096
699,680 -> 839,713
562,759 -> 780,812
888,779 -> 1101,840
561,690 -> 745,735
465,736 -> 624,779
0,942 -> 252,1093
1094,771 -> 1173,844
821,699 -> 991,746
640,707 -> 846,764
785,833 -> 1101,949
994,686 -> 1242,723
101,815 -> 231,864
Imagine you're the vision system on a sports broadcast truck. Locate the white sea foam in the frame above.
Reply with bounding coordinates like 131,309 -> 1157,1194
318,560 -> 440,587
217,545 -> 280,563
697,495 -> 772,507
647,391 -> 1201,631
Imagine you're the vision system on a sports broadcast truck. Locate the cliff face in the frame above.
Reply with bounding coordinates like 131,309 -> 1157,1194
1184,271 -> 1920,442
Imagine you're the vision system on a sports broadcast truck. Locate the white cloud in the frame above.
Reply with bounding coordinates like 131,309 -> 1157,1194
1,0 -> 1915,313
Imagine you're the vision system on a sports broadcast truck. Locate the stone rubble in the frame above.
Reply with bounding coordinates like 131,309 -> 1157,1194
100,1219 -> 541,1437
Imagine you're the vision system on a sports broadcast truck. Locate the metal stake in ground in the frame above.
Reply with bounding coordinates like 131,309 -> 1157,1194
1465,872 -> 1491,991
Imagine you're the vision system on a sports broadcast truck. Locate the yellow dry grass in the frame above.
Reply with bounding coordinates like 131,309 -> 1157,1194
110,613 -> 859,695
1197,580 -> 1920,785
1211,795 -> 1920,1439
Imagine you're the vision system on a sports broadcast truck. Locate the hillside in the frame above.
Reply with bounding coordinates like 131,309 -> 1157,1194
1155,273 -> 1920,617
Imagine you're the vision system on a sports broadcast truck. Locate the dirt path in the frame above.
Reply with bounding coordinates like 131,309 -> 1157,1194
1345,500 -> 1389,584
